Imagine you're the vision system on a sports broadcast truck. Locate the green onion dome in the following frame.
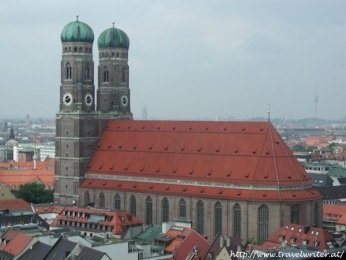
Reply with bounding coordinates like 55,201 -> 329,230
61,18 -> 94,43
98,26 -> 130,49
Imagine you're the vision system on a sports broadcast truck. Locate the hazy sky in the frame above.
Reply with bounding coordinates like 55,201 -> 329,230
1,0 -> 346,120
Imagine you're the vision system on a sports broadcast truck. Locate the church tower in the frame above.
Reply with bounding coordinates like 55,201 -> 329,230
97,23 -> 133,128
54,18 -> 99,205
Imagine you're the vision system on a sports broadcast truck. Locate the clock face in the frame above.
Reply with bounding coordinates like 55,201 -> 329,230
84,94 -> 93,106
121,95 -> 128,107
63,93 -> 73,106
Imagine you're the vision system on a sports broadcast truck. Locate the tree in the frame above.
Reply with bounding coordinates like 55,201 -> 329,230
12,182 -> 53,204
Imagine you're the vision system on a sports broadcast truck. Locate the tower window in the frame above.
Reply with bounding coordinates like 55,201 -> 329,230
103,70 -> 109,82
64,47 -> 67,53
85,67 -> 90,80
66,63 -> 72,79
121,68 -> 126,82
74,47 -> 77,52
68,47 -> 71,52
112,52 -> 115,57
79,47 -> 82,52
116,52 -> 119,57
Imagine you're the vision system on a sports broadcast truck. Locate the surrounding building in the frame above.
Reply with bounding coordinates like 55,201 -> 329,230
54,18 -> 323,244
323,204 -> 346,232
0,160 -> 54,189
0,229 -> 35,259
51,206 -> 143,238
252,224 -> 336,252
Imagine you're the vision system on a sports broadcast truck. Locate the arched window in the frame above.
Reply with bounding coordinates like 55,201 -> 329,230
215,202 -> 222,235
162,198 -> 169,222
66,63 -> 72,79
291,204 -> 300,224
196,200 -> 204,234
84,191 -> 90,206
121,68 -> 126,82
258,205 -> 269,243
233,203 -> 241,238
179,199 -> 186,219
146,196 -> 153,225
114,194 -> 121,210
103,69 -> 109,82
99,192 -> 105,209
130,195 -> 136,216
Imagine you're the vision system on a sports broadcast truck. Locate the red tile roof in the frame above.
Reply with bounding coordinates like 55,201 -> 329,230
0,160 -> 54,189
81,179 -> 321,202
0,199 -> 32,211
255,224 -> 334,252
82,120 -> 321,202
0,229 -> 33,256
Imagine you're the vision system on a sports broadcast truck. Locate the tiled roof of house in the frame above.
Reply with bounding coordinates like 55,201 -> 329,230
82,120 -> 321,202
162,226 -> 210,259
0,229 -> 33,257
255,224 -> 334,252
0,199 -> 32,211
0,160 -> 54,189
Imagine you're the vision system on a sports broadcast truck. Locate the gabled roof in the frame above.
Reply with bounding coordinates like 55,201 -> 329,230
316,186 -> 346,201
82,120 -> 321,202
44,236 -> 76,259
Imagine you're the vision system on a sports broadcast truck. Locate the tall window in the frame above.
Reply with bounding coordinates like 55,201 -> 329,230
233,203 -> 241,238
66,63 -> 72,79
291,204 -> 300,224
103,69 -> 109,82
196,200 -> 204,234
314,203 -> 319,225
162,197 -> 169,222
114,193 -> 121,210
130,195 -> 136,216
84,191 -> 90,206
146,196 -> 153,225
99,192 -> 105,209
85,66 -> 90,80
121,68 -> 126,82
179,199 -> 186,219
258,205 -> 269,243
215,202 -> 222,235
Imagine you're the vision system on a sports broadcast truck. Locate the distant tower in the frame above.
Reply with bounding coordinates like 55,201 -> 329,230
55,17 -> 99,205
97,22 -> 132,129
314,89 -> 319,119
141,107 -> 148,120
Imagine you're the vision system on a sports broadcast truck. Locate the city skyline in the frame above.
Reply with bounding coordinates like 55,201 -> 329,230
1,0 -> 346,120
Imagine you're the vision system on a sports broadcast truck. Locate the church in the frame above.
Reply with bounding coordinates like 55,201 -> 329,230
54,18 -> 322,243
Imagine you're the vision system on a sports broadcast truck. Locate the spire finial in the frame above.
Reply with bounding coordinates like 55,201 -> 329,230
112,22 -> 115,28
267,104 -> 271,122
76,15 -> 79,21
